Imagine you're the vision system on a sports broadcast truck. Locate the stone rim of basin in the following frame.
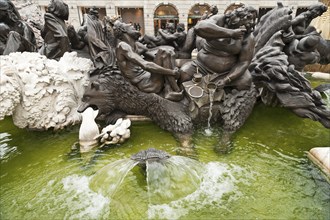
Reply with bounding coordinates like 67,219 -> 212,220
307,147 -> 330,182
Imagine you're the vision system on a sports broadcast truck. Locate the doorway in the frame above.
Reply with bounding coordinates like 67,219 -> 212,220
154,4 -> 178,35
118,7 -> 145,35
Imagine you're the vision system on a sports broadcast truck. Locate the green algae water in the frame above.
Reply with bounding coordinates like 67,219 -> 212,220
1,104 -> 329,219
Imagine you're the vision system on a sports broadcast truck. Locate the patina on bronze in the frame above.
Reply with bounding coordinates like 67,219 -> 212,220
78,3 -> 329,154
0,0 -> 36,55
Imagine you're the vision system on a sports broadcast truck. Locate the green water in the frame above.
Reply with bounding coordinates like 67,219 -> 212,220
0,104 -> 329,219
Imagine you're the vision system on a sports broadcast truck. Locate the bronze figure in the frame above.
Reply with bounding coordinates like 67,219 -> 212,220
0,0 -> 36,55
39,0 -> 70,59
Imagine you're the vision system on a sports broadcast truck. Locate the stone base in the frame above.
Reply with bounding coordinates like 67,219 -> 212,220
304,72 -> 330,81
307,147 -> 330,182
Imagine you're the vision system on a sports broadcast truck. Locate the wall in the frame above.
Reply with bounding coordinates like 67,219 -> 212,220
36,0 -> 320,35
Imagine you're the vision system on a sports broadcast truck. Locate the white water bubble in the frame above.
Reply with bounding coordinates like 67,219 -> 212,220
148,162 -> 256,220
24,175 -> 110,219
61,175 -> 111,219
0,133 -> 18,161
204,128 -> 213,136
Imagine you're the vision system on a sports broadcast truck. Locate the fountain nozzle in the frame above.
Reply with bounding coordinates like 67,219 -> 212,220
131,148 -> 171,164
207,82 -> 217,91
192,73 -> 203,85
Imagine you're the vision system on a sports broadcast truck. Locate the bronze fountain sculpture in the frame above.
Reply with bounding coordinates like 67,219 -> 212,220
0,0 -> 36,55
77,3 -> 330,153
0,0 -> 329,153
39,0 -> 70,59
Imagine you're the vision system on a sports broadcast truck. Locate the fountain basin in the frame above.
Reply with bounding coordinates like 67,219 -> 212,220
0,103 -> 329,219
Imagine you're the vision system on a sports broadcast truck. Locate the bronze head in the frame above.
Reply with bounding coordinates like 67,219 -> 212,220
0,0 -> 20,23
307,3 -> 327,18
113,20 -> 141,41
47,0 -> 69,21
226,6 -> 258,31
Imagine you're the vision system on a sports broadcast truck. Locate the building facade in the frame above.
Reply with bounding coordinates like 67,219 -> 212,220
36,0 -> 320,35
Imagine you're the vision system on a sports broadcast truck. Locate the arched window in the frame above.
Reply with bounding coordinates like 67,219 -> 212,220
224,2 -> 245,14
187,4 -> 210,29
154,4 -> 178,35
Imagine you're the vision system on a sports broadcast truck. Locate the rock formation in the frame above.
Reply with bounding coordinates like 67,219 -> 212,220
0,52 -> 93,129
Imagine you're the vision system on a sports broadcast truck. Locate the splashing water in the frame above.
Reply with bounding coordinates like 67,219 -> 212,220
89,150 -> 204,207
22,149 -> 254,219
62,175 -> 111,219
148,162 -> 256,220
85,150 -> 255,220
89,159 -> 139,196
1,105 -> 329,220
205,84 -> 216,136
204,128 -> 213,136
146,156 -> 203,205
0,133 -> 18,162
26,175 -> 110,219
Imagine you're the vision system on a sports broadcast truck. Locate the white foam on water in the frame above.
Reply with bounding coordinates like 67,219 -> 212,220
25,175 -> 110,219
0,143 -> 17,160
148,162 -> 255,219
61,175 -> 111,219
146,156 -> 203,205
204,128 -> 213,136
0,133 -> 18,161
89,159 -> 139,197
